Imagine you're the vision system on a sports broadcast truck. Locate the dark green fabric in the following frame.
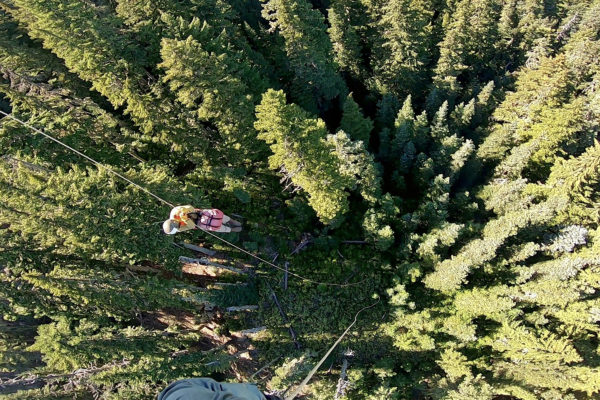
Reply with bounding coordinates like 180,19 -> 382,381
157,378 -> 267,400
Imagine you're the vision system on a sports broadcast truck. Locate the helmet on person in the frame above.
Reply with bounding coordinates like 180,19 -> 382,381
163,219 -> 178,235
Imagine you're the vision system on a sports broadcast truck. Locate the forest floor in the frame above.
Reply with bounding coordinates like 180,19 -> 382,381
169,233 -> 387,398
176,248 -> 269,379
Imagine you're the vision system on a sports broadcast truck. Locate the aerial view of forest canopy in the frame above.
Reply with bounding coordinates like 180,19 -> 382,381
1,0 -> 599,399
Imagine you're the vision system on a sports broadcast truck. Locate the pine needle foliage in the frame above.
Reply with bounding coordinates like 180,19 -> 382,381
1,0 -> 600,398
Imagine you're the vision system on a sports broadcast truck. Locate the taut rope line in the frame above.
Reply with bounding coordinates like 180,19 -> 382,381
284,299 -> 380,400
200,228 -> 363,287
0,110 -> 363,287
0,110 -> 175,208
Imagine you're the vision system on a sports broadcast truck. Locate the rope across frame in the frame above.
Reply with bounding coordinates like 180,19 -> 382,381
0,110 -> 365,288
1,109 -> 376,398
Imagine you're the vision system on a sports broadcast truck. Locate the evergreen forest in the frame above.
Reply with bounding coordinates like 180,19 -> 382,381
1,0 -> 599,399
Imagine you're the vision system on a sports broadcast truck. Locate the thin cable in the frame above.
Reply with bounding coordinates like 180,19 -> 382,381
0,110 -> 174,208
199,228 -> 362,288
1,110 -> 364,287
284,299 -> 380,400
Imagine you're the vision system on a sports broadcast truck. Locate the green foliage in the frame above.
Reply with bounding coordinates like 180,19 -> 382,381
160,33 -> 267,162
0,161 -> 199,270
261,0 -> 347,111
430,0 -> 502,104
269,352 -> 316,390
2,0 -> 600,399
363,194 -> 399,250
255,89 -> 356,223
327,0 -> 369,80
370,0 -> 436,98
339,94 -> 374,144
423,195 -> 567,292
20,317 -> 230,398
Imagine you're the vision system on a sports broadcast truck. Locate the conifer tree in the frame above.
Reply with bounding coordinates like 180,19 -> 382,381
390,95 -> 417,163
478,54 -> 574,164
6,0 -> 209,161
497,0 -> 556,66
328,129 -> 381,204
7,0 -> 144,106
375,93 -> 401,130
423,195 -> 567,292
24,317 -> 231,398
327,0 -> 367,80
113,0 -> 214,63
0,11 -> 133,166
370,0 -> 435,98
449,81 -> 496,140
430,0 -> 502,105
362,193 -> 399,250
339,94 -> 374,144
261,0 -> 347,111
254,89 -> 354,223
545,141 -> 600,225
492,99 -> 588,180
160,33 -> 268,162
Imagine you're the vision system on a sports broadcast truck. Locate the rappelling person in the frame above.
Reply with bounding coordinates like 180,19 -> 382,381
157,378 -> 282,400
163,205 -> 242,235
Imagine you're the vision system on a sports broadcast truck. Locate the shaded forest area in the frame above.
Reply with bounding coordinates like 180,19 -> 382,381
1,0 -> 599,399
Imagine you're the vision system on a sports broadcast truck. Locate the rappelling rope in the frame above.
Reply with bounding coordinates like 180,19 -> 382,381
200,228 -> 363,287
284,299 -> 380,400
0,110 -> 176,208
1,110 -> 377,397
0,110 -> 363,287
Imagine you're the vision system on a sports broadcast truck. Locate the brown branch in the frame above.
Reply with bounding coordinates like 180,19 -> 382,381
249,355 -> 282,381
335,350 -> 354,400
266,282 -> 301,349
556,12 -> 580,41
0,359 -> 131,392
0,155 -> 49,173
290,240 -> 312,255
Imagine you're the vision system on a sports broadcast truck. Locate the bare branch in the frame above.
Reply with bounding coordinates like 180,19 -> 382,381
179,242 -> 216,256
0,359 -> 131,393
225,305 -> 259,312
266,282 -> 301,349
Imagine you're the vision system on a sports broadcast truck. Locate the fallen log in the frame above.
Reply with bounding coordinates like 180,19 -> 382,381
237,326 -> 267,336
179,256 -> 247,275
180,242 -> 216,256
225,305 -> 259,312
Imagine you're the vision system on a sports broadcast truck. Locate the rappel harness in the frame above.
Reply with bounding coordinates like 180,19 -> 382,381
180,210 -> 224,231
198,209 -> 224,231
